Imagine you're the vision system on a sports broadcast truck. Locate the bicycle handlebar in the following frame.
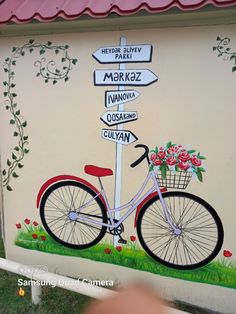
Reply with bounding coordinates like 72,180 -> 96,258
130,144 -> 150,168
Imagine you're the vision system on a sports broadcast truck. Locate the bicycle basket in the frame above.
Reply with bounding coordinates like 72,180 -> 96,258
156,170 -> 192,189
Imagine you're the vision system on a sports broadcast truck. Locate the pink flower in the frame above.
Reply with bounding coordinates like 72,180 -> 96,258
157,151 -> 166,159
153,159 -> 162,166
191,156 -> 202,167
178,151 -> 190,162
150,153 -> 157,161
16,223 -> 21,229
24,219 -> 30,225
32,233 -> 38,239
41,235 -> 46,241
159,147 -> 164,151
167,146 -> 179,155
130,235 -> 136,242
104,248 -> 112,254
166,156 -> 177,166
116,246 -> 122,252
178,162 -> 190,171
33,221 -> 38,226
223,250 -> 232,257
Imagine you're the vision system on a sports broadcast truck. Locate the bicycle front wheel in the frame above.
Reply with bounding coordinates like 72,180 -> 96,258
137,192 -> 224,270
40,181 -> 107,249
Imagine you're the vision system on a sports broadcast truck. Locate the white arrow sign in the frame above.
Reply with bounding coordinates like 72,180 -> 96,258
94,69 -> 158,86
93,44 -> 152,63
102,129 -> 138,145
105,90 -> 140,108
101,111 -> 138,127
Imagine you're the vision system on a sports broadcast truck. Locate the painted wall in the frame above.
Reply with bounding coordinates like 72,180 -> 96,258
0,23 -> 236,313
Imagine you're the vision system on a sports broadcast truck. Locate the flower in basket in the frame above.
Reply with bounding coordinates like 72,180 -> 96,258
149,141 -> 206,182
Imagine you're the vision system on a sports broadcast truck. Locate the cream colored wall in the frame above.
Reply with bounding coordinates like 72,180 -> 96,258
0,23 -> 236,310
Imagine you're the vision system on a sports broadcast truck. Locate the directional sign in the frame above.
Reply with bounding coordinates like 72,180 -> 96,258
93,44 -> 152,64
102,129 -> 138,145
105,90 -> 140,108
101,111 -> 138,127
94,69 -> 158,86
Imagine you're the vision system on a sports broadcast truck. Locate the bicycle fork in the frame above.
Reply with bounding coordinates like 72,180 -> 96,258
152,172 -> 181,236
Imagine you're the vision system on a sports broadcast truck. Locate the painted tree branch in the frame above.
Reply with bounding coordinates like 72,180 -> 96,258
2,39 -> 78,191
213,36 -> 236,72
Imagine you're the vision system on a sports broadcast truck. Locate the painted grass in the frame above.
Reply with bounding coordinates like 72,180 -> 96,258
15,231 -> 236,289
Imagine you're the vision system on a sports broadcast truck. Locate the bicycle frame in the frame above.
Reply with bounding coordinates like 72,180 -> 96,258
78,169 -> 179,233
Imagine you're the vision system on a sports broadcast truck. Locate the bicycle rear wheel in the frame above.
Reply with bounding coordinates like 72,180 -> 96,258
40,181 -> 107,249
137,192 -> 224,270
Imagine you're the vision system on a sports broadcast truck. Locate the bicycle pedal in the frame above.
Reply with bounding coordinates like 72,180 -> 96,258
118,238 -> 127,244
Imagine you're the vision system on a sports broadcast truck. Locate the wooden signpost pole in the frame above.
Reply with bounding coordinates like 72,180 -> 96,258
114,36 -> 126,246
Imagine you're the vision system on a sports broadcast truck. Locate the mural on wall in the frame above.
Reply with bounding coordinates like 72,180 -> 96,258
213,36 -> 236,72
12,37 -> 236,289
1,39 -> 78,191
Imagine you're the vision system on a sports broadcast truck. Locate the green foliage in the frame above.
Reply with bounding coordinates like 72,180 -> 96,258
2,40 -> 78,191
213,36 -> 236,72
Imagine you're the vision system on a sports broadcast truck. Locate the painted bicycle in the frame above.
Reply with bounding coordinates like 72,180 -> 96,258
37,144 -> 224,270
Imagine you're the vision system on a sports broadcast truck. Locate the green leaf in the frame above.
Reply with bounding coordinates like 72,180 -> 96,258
13,131 -> 18,136
72,58 -> 78,65
175,165 -> 179,172
149,164 -> 154,172
11,71 -> 15,76
29,48 -> 34,53
15,110 -> 20,115
3,81 -> 8,86
11,83 -> 16,88
4,68 -> 9,73
65,45 -> 69,49
29,39 -> 34,44
2,169 -> 6,176
63,66 -> 67,70
7,185 -> 13,191
12,103 -> 17,108
24,149 -> 30,154
10,119 -> 15,124
14,146 -> 20,151
40,49 -> 45,55
18,163 -> 24,168
232,65 -> 236,73
230,55 -> 235,61
196,168 -> 203,182
212,46 -> 217,51
53,80 -> 57,85
12,93 -> 17,97
12,172 -> 19,178
12,153 -> 17,160
45,79 -> 49,83
61,57 -> 66,62
3,92 -> 8,97
23,136 -> 28,140
198,156 -> 206,160
5,105 -> 9,110
12,47 -> 17,52
187,150 -> 196,154
55,49 -> 59,54
7,159 -> 11,166
5,57 -> 10,62
36,73 -> 40,77
155,146 -> 158,153
160,164 -> 167,179
166,141 -> 172,149
64,77 -> 69,82
47,41 -> 52,46
198,167 -> 206,172
216,36 -> 221,41
55,69 -> 60,73
21,51 -> 25,56
22,121 -> 27,127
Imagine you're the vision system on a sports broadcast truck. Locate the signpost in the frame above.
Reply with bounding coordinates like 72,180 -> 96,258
93,37 -> 158,245
105,90 -> 140,108
100,111 -> 138,127
94,69 -> 158,86
93,44 -> 152,63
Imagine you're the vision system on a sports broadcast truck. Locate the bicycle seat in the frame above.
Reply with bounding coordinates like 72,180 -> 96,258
84,165 -> 113,177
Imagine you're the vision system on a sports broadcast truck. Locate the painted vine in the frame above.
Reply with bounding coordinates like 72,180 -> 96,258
213,36 -> 236,72
2,39 -> 78,191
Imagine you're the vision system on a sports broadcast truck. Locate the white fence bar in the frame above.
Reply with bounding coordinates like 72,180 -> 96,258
0,257 -> 188,313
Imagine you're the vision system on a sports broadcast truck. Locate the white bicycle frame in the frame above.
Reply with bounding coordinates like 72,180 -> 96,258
77,169 -> 179,233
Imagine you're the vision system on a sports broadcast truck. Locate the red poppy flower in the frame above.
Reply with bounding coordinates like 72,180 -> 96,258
16,223 -> 21,229
130,235 -> 136,242
223,250 -> 232,257
33,221 -> 38,226
41,235 -> 46,241
32,233 -> 38,239
116,246 -> 122,252
24,219 -> 30,224
104,248 -> 112,254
